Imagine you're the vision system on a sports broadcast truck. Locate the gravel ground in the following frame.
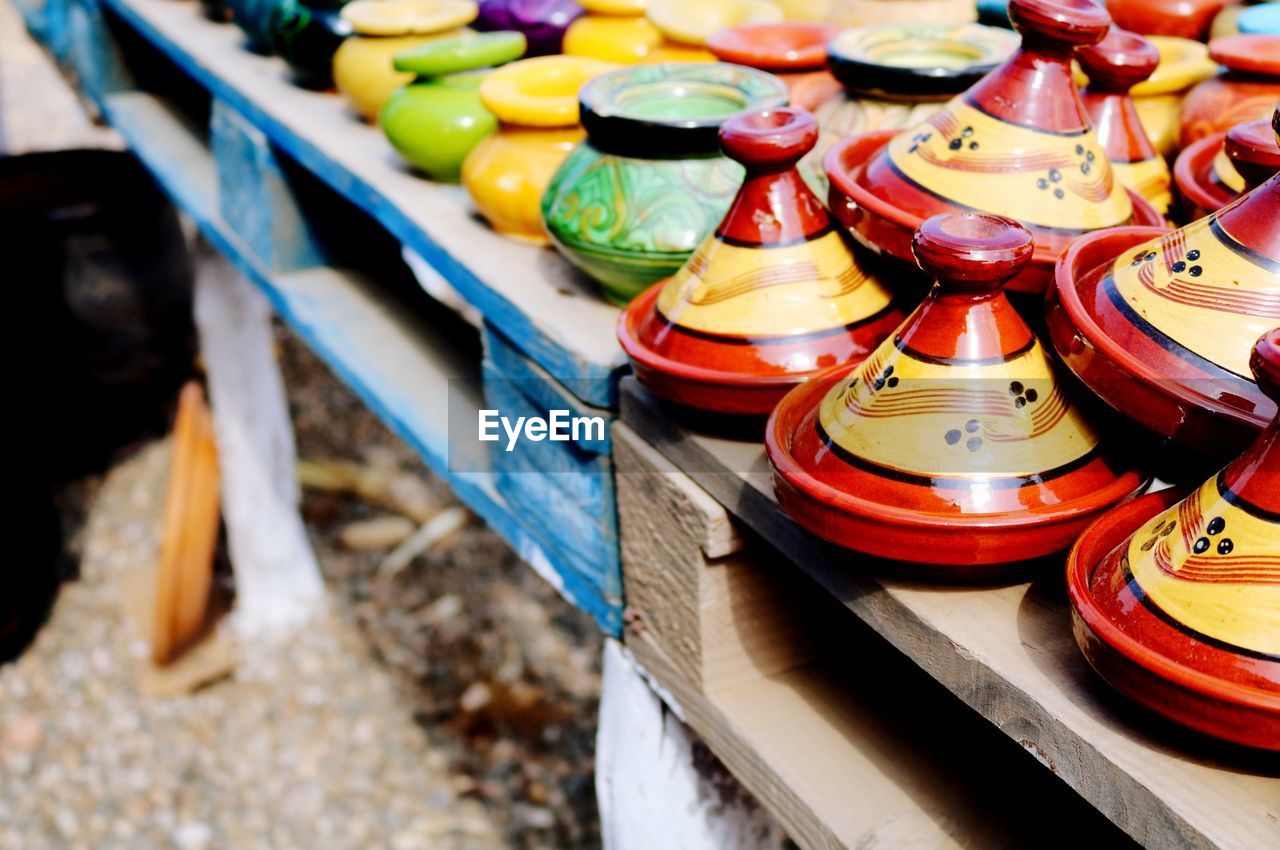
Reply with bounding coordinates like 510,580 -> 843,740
0,324 -> 604,850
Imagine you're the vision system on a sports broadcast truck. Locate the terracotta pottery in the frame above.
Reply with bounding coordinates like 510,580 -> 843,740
473,0 -> 584,55
1238,2 -> 1280,36
1174,115 -> 1280,219
706,22 -> 842,111
270,2 -> 353,88
617,107 -> 904,414
1079,29 -> 1172,215
1179,35 -> 1280,150
825,0 -> 977,28
562,14 -> 665,63
1047,107 -> 1280,457
332,0 -> 478,122
543,63 -> 788,304
462,55 -> 617,243
766,212 -> 1149,570
1104,0 -> 1239,42
809,22 -> 1017,194
380,32 -> 526,181
825,0 -> 1165,296
1129,36 -> 1217,157
1067,328 -> 1280,752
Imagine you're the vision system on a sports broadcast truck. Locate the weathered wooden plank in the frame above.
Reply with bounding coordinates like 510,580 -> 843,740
91,0 -> 627,406
619,377 -> 1280,850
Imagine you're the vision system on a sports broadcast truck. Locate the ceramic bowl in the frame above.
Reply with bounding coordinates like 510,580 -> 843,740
1127,36 -> 1216,158
646,0 -> 783,47
1104,0 -> 1239,42
1171,128 -> 1253,221
472,0 -> 584,55
562,15 -> 664,64
826,0 -> 976,28
1066,328 -> 1280,751
379,32 -> 527,180
333,0 -> 479,121
706,22 -> 840,110
542,62 -> 788,304
462,55 -> 617,242
1179,35 -> 1280,150
617,107 -> 904,414
766,212 -> 1150,572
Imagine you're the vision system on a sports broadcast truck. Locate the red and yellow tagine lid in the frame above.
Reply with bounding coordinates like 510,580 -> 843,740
618,107 -> 906,416
1048,107 -> 1280,460
823,0 -> 1165,295
1174,115 -> 1280,222
766,212 -> 1149,574
1067,328 -> 1280,751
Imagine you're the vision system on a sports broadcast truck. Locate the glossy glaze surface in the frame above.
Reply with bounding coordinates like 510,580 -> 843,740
473,0 -> 584,55
270,3 -> 353,88
1067,328 -> 1280,751
646,0 -> 783,47
1079,29 -> 1171,215
706,22 -> 839,110
1048,110 -> 1280,456
543,63 -> 788,302
825,0 -> 1164,295
562,15 -> 664,64
618,108 -> 903,414
765,212 -> 1148,570
1104,0 -> 1238,41
826,0 -> 976,28
1129,36 -> 1215,157
1179,35 -> 1280,150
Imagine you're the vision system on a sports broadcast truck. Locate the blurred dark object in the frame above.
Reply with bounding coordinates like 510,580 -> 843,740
2,148 -> 196,662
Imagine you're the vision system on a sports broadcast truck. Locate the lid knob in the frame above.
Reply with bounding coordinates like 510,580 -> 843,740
911,213 -> 1035,293
1224,114 -> 1280,190
1007,0 -> 1111,51
1251,327 -> 1280,406
1078,28 -> 1159,93
719,107 -> 819,171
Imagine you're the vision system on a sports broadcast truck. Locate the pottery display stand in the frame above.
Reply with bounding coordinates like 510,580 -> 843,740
16,0 -> 1280,847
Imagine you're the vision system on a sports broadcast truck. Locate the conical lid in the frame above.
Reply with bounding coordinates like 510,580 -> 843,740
839,0 -> 1150,281
1073,328 -> 1279,745
1079,28 -> 1171,215
767,212 -> 1147,568
1052,108 -> 1280,448
619,107 -> 904,414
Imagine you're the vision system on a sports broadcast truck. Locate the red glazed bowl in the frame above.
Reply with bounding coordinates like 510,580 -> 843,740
1067,486 -> 1280,751
825,130 -> 1167,294
1045,225 -> 1269,454
765,363 -> 1150,571
1179,35 -> 1280,150
1105,0 -> 1240,42
707,23 -> 842,112
1172,131 -> 1237,221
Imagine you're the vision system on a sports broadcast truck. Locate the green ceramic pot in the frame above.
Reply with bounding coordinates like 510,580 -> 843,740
229,0 -> 286,51
270,3 -> 353,88
541,62 -> 788,305
380,32 -> 527,182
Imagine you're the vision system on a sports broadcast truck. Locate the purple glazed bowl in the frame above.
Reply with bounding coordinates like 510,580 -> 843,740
474,0 -> 585,55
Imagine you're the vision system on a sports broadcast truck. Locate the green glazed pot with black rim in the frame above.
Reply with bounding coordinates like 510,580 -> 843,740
541,62 -> 788,305
380,32 -> 528,181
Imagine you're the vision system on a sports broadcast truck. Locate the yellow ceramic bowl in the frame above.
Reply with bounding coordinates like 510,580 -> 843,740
462,126 -> 584,243
646,0 -> 783,47
334,33 -> 462,122
479,55 -> 617,126
826,0 -> 975,28
579,0 -> 649,13
1132,36 -> 1216,157
774,0 -> 833,20
563,15 -> 664,63
341,0 -> 478,36
645,42 -> 718,62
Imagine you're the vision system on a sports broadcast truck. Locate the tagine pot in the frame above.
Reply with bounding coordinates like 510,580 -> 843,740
1103,0 -> 1240,42
462,55 -> 616,243
332,0 -> 478,122
1079,29 -> 1172,215
706,22 -> 841,111
618,107 -> 905,415
811,22 -> 1017,195
1173,115 -> 1280,219
542,62 -> 788,304
379,32 -> 526,181
766,212 -> 1150,571
1047,107 -> 1280,458
825,0 -> 1165,296
270,1 -> 353,88
473,0 -> 584,55
1067,327 -> 1280,752
1127,36 -> 1217,157
1179,35 -> 1280,150
825,0 -> 977,28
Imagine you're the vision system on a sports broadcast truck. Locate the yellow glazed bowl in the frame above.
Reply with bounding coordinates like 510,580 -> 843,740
579,0 -> 649,13
826,0 -> 975,28
775,0 -> 833,20
647,0 -> 783,47
1132,36 -> 1216,157
563,15 -> 664,63
646,42 -> 718,62
334,0 -> 480,122
465,56 -> 616,241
